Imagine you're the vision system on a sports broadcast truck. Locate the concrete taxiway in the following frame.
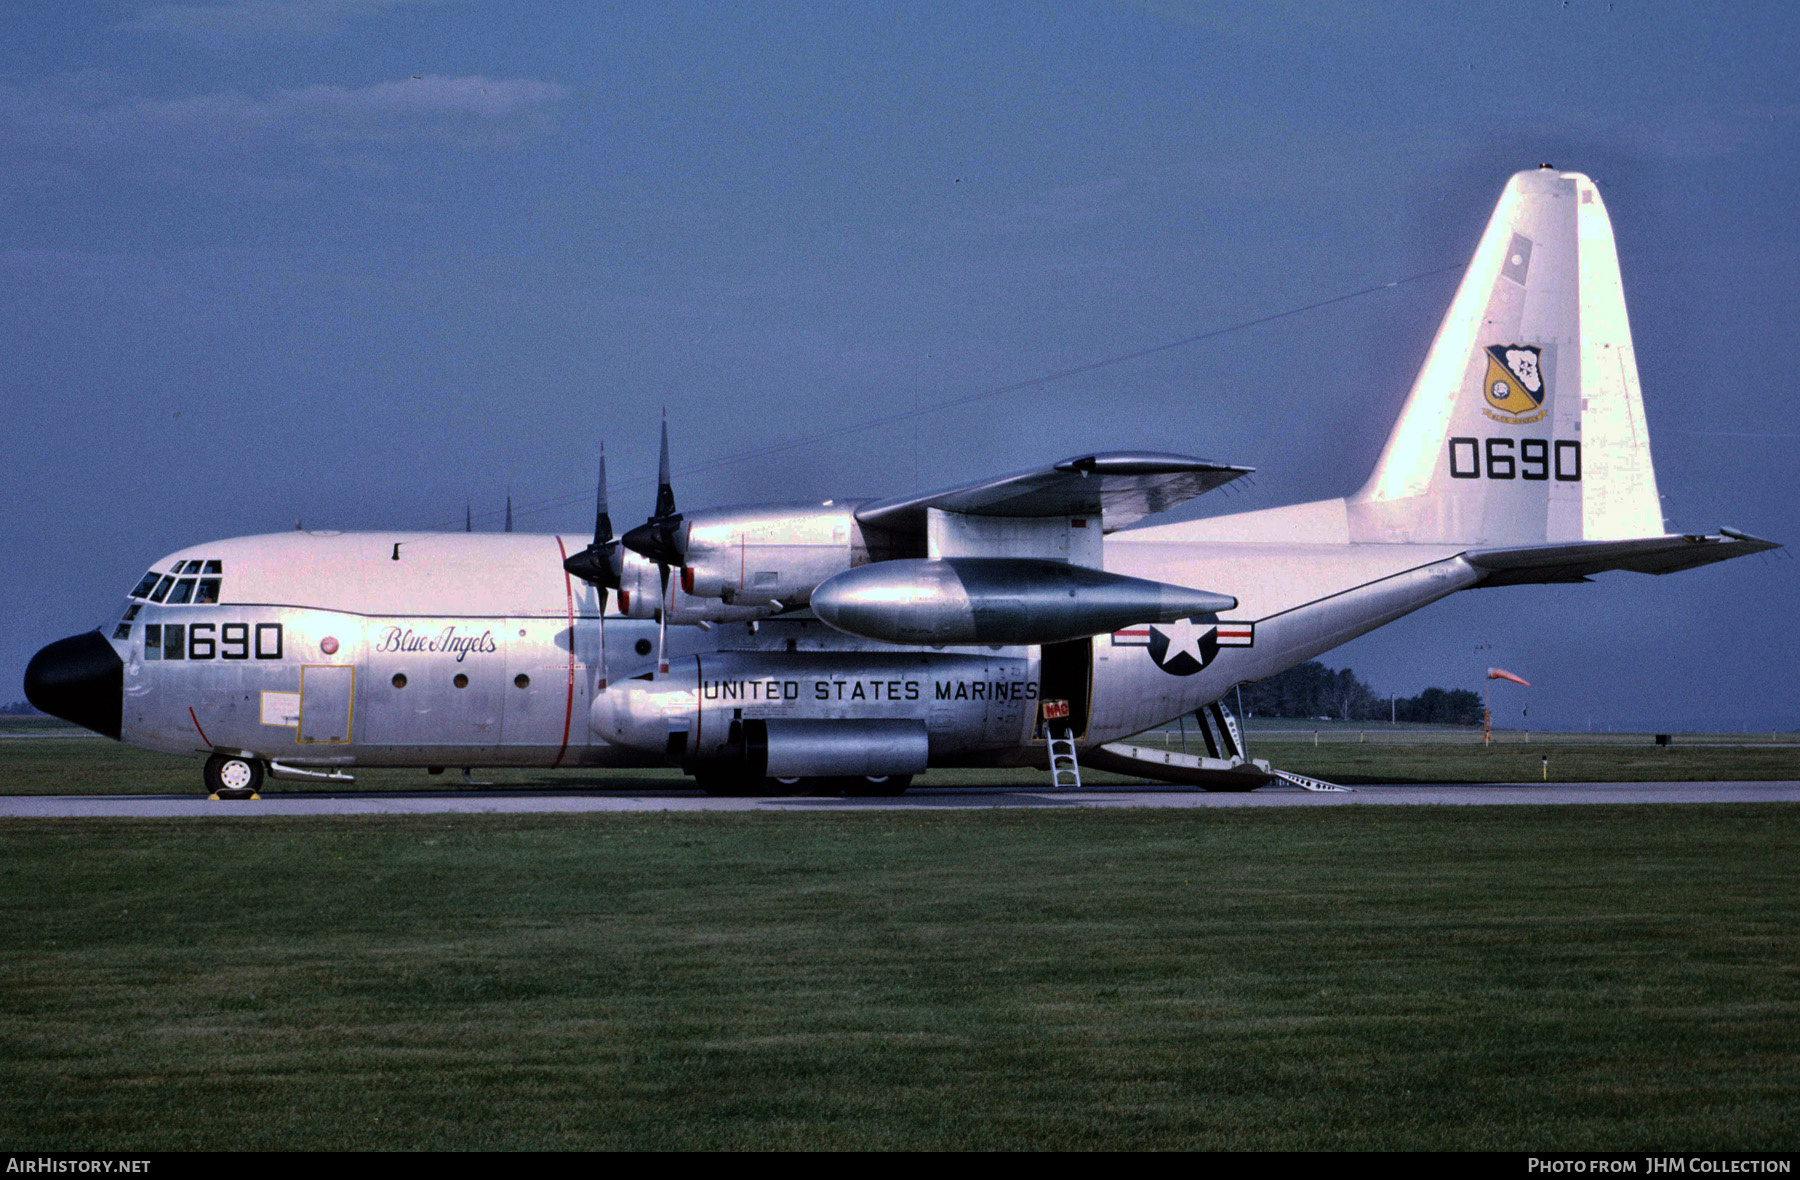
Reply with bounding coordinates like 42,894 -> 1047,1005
0,781 -> 1796,817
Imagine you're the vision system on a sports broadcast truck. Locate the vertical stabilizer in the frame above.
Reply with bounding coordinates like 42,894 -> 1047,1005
1349,168 -> 1663,544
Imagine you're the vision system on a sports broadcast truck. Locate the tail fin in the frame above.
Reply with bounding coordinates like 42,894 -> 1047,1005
1349,167 -> 1664,545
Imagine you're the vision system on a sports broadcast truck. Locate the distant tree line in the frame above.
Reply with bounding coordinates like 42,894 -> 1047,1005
1235,662 -> 1483,725
0,701 -> 41,716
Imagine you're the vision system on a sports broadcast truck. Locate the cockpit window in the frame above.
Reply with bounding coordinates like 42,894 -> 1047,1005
194,578 -> 220,604
130,572 -> 160,599
203,560 -> 223,575
123,604 -> 141,621
167,578 -> 195,605
149,576 -> 174,603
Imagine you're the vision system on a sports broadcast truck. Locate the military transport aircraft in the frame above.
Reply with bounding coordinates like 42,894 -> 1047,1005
24,167 -> 1780,798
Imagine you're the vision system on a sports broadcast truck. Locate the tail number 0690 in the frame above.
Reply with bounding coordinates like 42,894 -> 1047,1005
1448,437 -> 1580,482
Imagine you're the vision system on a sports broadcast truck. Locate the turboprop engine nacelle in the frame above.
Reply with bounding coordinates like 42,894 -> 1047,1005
678,502 -> 867,606
615,549 -> 782,626
810,557 -> 1236,646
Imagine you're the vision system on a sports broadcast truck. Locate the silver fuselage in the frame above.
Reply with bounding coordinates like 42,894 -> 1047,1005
100,521 -> 1479,770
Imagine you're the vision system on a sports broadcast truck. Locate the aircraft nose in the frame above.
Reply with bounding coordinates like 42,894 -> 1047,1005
24,631 -> 123,739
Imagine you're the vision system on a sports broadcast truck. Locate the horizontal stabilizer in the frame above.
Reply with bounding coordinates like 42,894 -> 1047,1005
1466,530 -> 1780,586
856,451 -> 1252,534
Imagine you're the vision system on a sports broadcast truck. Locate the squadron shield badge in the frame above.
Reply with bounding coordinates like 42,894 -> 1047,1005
1482,343 -> 1548,424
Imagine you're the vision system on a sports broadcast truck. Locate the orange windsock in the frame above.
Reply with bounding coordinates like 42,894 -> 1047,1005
1487,667 -> 1530,686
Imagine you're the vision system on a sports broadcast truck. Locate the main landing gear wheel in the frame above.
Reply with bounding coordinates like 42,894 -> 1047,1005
204,753 -> 263,799
842,775 -> 911,798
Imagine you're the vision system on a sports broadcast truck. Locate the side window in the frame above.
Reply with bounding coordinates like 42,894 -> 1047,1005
167,579 -> 195,605
195,578 -> 221,604
112,623 -> 132,640
144,624 -> 162,661
150,576 -> 174,603
163,624 -> 186,660
131,572 -> 161,599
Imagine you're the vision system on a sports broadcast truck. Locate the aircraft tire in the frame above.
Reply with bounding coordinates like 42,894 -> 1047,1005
842,775 -> 910,798
204,753 -> 263,799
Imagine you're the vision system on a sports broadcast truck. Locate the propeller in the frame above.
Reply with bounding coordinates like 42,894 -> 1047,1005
562,447 -> 626,688
620,416 -> 684,674
562,447 -> 625,589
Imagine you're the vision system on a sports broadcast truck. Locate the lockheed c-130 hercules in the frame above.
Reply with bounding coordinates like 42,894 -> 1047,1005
24,167 -> 1781,798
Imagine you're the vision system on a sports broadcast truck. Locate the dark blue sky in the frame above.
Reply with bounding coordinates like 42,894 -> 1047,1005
4,2 -> 1796,730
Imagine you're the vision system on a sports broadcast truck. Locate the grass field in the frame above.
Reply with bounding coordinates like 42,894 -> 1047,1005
2,716 -> 1797,795
3,806 -> 1798,1150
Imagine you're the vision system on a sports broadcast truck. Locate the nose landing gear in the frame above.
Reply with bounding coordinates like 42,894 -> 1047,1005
204,753 -> 263,800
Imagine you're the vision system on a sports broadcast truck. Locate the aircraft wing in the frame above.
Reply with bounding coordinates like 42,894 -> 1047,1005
855,451 -> 1253,535
1465,530 -> 1781,586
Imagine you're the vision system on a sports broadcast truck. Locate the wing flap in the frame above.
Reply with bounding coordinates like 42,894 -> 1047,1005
1467,530 -> 1781,586
855,451 -> 1252,534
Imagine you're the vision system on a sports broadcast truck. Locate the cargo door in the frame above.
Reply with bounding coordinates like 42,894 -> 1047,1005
298,664 -> 355,744
1037,638 -> 1091,741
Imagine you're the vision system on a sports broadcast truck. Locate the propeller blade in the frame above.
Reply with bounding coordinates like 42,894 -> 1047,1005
653,413 -> 675,519
620,416 -> 686,566
656,563 -> 671,675
594,447 -> 613,544
563,446 -> 625,589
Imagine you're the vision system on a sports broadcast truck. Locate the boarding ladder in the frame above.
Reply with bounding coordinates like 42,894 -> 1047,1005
1043,699 -> 1082,788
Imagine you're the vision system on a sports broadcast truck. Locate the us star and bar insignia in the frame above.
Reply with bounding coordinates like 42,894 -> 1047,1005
1113,619 -> 1254,677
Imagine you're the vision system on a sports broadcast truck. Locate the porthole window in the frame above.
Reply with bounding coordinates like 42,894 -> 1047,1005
392,673 -> 407,689
514,673 -> 530,689
635,638 -> 653,656
453,673 -> 469,689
